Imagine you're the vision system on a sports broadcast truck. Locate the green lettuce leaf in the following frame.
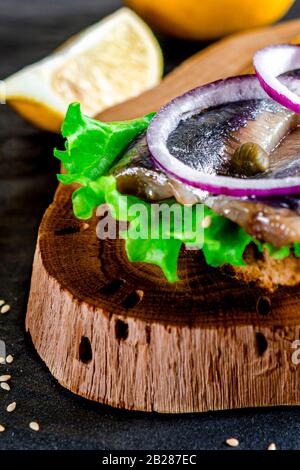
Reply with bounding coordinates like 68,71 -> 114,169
202,208 -> 252,267
294,243 -> 300,257
54,103 -> 154,218
259,243 -> 291,260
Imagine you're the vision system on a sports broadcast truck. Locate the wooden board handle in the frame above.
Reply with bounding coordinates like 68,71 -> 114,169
97,18 -> 300,122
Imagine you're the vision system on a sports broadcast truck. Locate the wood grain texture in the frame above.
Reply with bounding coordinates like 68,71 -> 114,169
26,19 -> 300,413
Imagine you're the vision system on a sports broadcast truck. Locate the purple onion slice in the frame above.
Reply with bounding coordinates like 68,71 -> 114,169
147,74 -> 300,197
254,44 -> 300,114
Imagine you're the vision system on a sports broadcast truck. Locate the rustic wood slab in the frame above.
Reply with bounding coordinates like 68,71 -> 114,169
26,19 -> 300,413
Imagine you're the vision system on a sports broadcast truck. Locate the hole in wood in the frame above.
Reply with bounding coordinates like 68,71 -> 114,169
79,336 -> 92,363
145,325 -> 151,344
100,278 -> 126,295
122,290 -> 144,309
255,332 -> 268,356
54,226 -> 80,236
115,319 -> 129,341
256,296 -> 271,316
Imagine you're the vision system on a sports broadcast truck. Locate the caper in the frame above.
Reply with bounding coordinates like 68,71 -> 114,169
230,142 -> 270,177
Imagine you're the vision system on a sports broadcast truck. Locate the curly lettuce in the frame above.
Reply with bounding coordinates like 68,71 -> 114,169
54,102 -> 154,218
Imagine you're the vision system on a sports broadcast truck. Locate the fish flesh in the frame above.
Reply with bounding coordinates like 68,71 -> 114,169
166,98 -> 299,176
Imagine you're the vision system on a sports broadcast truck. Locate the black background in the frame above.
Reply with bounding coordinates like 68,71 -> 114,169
1,0 -> 300,450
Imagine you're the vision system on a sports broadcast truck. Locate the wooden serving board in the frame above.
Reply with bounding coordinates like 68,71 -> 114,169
26,19 -> 300,413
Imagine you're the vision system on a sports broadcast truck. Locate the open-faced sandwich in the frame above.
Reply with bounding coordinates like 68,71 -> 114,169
55,44 -> 300,292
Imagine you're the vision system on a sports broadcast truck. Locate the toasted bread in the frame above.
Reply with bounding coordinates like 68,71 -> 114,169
221,243 -> 300,292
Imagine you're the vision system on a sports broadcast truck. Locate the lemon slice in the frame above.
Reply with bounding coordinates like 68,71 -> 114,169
1,8 -> 163,132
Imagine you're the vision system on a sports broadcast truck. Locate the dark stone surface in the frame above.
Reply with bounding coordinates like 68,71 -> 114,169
1,0 -> 300,451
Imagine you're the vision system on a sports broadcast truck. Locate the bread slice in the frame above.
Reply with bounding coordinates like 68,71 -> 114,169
221,243 -> 300,292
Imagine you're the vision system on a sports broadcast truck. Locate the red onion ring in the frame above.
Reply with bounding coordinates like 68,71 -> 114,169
254,44 -> 300,114
147,74 -> 300,197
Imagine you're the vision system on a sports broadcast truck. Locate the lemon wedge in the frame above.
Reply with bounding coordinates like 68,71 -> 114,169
1,8 -> 163,132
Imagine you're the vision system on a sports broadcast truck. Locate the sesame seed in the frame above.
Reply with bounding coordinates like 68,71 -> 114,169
226,437 -> 239,447
0,300 -> 5,307
267,443 -> 277,450
0,304 -> 10,314
0,383 -> 10,391
82,223 -> 89,231
0,357 -> 4,364
0,425 -> 5,432
6,355 -> 13,364
6,402 -> 16,413
201,215 -> 212,229
29,421 -> 39,432
0,375 -> 11,382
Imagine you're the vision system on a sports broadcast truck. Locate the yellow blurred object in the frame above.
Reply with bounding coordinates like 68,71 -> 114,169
290,34 -> 300,43
125,0 -> 295,40
1,8 -> 163,132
